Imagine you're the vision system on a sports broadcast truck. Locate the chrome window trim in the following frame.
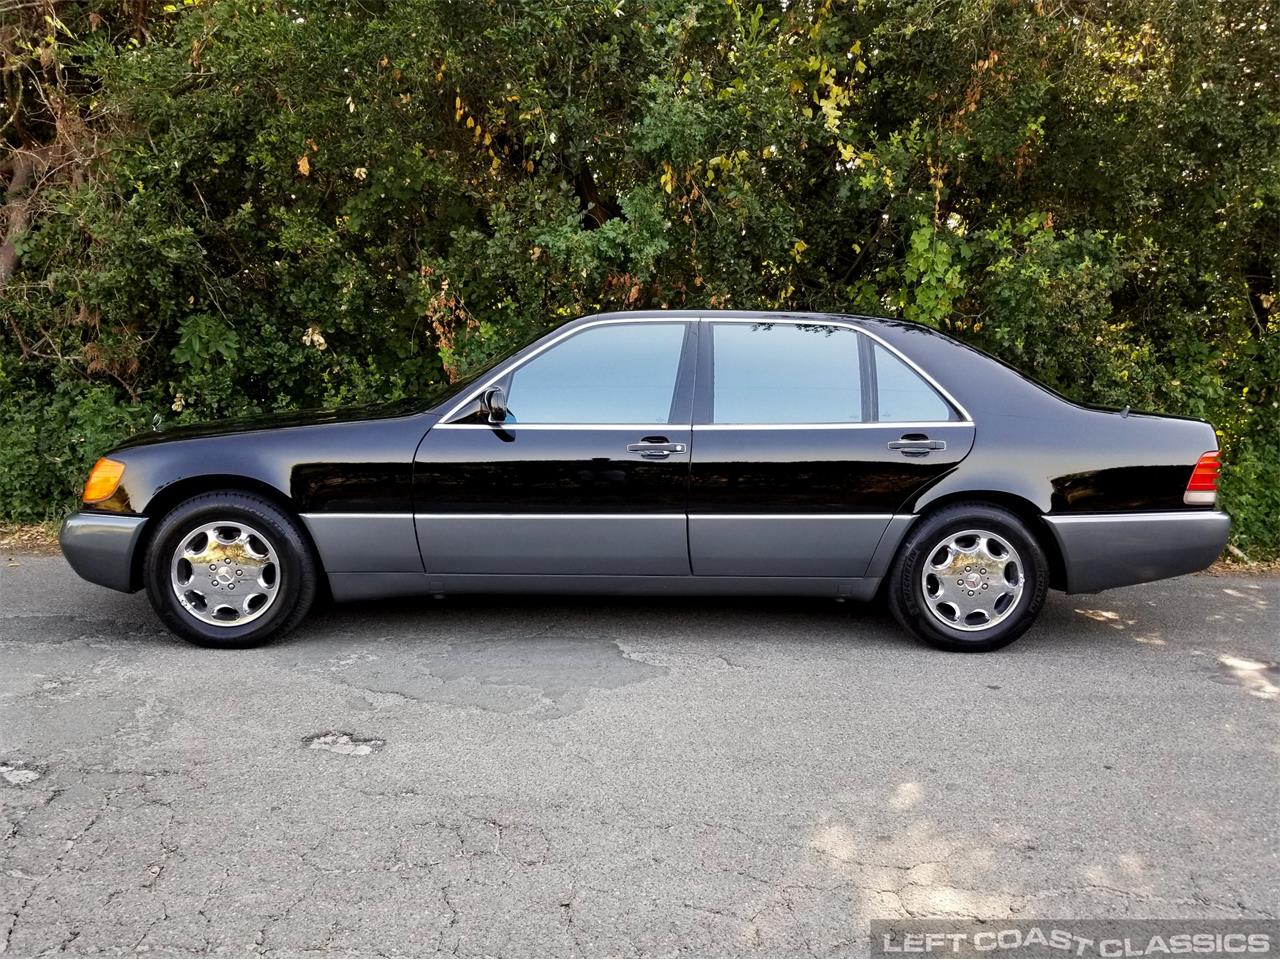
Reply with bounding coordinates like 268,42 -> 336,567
693,421 -> 970,431
432,422 -> 680,432
433,420 -> 972,430
439,316 -> 690,424
438,314 -> 974,426
435,421 -> 972,430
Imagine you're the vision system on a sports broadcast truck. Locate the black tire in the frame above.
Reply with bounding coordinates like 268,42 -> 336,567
143,491 -> 318,647
886,502 -> 1049,652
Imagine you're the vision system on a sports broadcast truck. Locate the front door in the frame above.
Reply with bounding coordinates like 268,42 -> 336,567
688,319 -> 975,577
414,320 -> 696,576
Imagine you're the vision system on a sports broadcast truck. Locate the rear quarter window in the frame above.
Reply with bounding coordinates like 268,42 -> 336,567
873,343 -> 956,422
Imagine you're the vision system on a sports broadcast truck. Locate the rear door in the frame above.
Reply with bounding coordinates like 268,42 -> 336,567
414,319 -> 695,576
687,319 -> 975,577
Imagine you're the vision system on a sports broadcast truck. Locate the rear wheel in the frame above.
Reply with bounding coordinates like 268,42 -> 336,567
144,491 -> 317,647
887,503 -> 1048,652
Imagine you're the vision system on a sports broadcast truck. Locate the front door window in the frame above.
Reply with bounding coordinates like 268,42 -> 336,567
503,323 -> 687,424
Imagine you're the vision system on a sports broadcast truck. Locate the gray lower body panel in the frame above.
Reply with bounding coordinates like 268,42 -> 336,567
59,512 -> 149,593
1044,510 -> 1230,594
865,515 -> 918,578
328,573 -> 434,602
688,515 -> 893,577
332,511 -> 922,603
415,514 -> 689,576
328,571 -> 882,603
300,512 -> 421,572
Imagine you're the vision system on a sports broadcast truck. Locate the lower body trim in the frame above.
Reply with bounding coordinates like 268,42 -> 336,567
415,514 -> 690,575
327,572 -> 882,603
299,512 -> 422,572
1044,510 -> 1230,594
688,514 -> 892,577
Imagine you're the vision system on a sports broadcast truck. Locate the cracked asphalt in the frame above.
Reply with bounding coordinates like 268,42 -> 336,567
1,553 -> 1277,957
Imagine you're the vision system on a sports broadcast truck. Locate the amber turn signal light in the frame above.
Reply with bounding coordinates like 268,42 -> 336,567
82,457 -> 126,503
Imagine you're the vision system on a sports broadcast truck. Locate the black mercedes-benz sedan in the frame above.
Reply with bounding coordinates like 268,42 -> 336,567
60,311 -> 1229,652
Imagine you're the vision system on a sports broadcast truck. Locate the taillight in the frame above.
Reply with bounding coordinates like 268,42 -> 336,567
1184,451 -> 1220,506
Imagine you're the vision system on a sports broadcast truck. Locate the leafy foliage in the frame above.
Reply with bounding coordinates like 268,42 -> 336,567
1,0 -> 1277,554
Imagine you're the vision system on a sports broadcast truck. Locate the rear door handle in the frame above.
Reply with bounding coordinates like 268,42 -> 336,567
627,441 -> 686,459
888,438 -> 946,455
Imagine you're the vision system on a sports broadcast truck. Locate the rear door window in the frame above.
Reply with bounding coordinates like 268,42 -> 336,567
710,323 -> 865,424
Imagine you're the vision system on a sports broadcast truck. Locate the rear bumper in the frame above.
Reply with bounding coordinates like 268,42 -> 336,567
1044,510 -> 1230,594
59,512 -> 148,593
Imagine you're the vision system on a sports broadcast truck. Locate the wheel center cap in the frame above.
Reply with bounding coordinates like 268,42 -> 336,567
964,572 -> 983,589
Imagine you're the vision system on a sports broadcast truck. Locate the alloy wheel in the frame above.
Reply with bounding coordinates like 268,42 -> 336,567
920,528 -> 1025,632
169,520 -> 281,627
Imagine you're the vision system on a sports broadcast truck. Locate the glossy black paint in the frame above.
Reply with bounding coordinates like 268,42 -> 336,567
687,425 -> 974,514
1050,464 -> 1195,513
79,309 -> 1223,599
115,398 -> 429,449
104,404 -> 436,516
414,427 -> 692,513
863,318 -> 1217,515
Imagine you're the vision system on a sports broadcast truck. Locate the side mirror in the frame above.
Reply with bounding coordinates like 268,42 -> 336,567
483,386 -> 508,425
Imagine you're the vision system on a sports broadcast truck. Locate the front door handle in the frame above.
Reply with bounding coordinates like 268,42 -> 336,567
627,441 -> 686,459
888,437 -> 946,456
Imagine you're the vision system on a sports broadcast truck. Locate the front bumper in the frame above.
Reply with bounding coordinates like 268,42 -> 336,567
59,512 -> 149,593
1044,510 -> 1230,594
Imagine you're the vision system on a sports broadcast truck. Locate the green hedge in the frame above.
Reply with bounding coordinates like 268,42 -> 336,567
1,1 -> 1275,555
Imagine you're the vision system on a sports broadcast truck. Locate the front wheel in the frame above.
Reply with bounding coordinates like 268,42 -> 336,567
887,503 -> 1049,652
143,491 -> 318,647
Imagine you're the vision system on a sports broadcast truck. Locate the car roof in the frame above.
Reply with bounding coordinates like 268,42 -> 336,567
573,309 -> 957,347
579,309 -> 900,326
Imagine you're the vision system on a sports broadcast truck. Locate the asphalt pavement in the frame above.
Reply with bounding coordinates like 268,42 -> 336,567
1,553 -> 1277,957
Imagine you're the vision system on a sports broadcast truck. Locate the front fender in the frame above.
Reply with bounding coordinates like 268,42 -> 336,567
103,413 -> 436,517
87,413 -> 436,582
